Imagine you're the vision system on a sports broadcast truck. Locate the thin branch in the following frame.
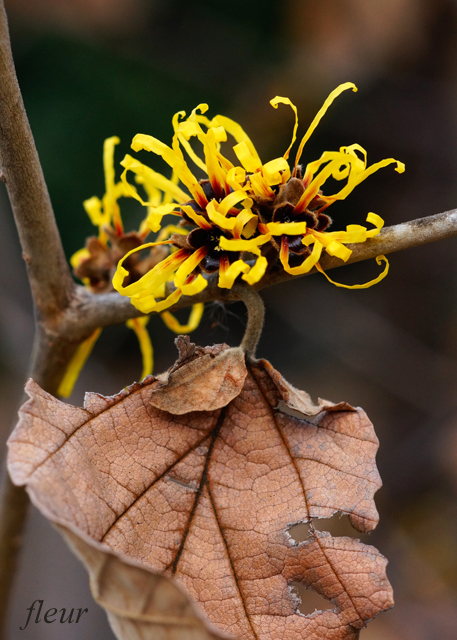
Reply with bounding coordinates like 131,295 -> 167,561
0,0 -> 74,318
0,2 -> 76,635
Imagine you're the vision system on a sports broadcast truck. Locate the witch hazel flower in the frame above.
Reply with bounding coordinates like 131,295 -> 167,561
112,82 -> 404,312
61,137 -> 204,397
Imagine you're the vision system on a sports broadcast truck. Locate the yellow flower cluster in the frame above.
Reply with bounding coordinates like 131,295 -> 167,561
59,138 -> 203,397
111,82 -> 404,313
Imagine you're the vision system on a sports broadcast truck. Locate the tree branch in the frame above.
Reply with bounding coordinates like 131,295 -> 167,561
0,2 -> 76,635
0,0 -> 74,317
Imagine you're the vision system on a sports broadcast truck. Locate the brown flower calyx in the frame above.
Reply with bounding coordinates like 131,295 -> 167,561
74,227 -> 167,293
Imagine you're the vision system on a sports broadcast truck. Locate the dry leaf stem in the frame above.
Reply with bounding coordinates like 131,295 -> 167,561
0,0 -> 456,631
231,286 -> 265,359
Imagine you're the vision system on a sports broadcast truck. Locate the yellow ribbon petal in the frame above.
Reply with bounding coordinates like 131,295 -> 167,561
234,141 -> 262,173
206,200 -> 237,231
113,244 -> 187,298
173,246 -> 209,292
262,157 -> 290,186
161,303 -> 205,334
57,328 -> 102,398
248,172 -> 275,198
280,238 -> 323,275
126,316 -> 153,379
103,136 -> 123,235
131,288 -> 183,314
242,255 -> 268,285
270,96 -> 298,160
70,248 -> 90,269
219,234 -> 272,255
325,240 -> 352,262
226,166 -> 247,192
121,154 -> 189,203
146,203 -> 183,233
218,259 -> 251,289
233,208 -> 258,239
218,190 -> 253,216
316,255 -> 389,289
132,133 -> 207,208
211,114 -> 262,166
266,221 -> 308,235
294,82 -> 358,172
181,204 -> 213,230
83,196 -> 105,227
365,212 -> 384,237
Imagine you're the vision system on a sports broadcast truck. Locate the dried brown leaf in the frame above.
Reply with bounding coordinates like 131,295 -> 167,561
8,338 -> 392,640
56,521 -> 230,640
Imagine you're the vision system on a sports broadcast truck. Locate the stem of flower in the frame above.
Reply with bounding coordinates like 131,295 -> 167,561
231,285 -> 265,360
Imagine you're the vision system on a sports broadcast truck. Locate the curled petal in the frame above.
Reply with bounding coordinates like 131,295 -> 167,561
121,155 -> 189,204
262,157 -> 291,186
211,114 -> 262,166
316,255 -> 389,289
57,328 -> 102,398
103,136 -> 123,234
365,212 -> 384,237
161,303 -> 205,334
325,240 -> 352,261
233,208 -> 258,239
113,244 -> 188,298
270,96 -> 298,160
234,141 -> 263,173
218,190 -> 253,216
132,133 -> 207,209
324,157 -> 405,204
180,204 -> 213,230
218,259 -> 251,289
174,246 -> 209,294
267,221 -> 308,235
131,288 -> 183,314
248,172 -> 275,198
146,203 -> 183,233
181,275 -> 208,296
219,234 -> 272,255
242,255 -> 268,285
126,317 -> 153,379
83,196 -> 106,228
294,151 -> 358,213
280,237 -> 323,275
226,166 -> 247,192
294,82 -> 357,172
206,200 -> 238,231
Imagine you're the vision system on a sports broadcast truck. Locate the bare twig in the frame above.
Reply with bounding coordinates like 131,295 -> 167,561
0,2 -> 74,317
0,1 -> 76,634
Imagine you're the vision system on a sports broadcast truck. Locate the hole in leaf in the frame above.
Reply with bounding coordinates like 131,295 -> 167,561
288,522 -> 310,543
288,514 -> 367,542
290,581 -> 333,616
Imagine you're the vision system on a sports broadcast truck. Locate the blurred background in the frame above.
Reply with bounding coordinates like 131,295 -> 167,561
1,0 -> 457,638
